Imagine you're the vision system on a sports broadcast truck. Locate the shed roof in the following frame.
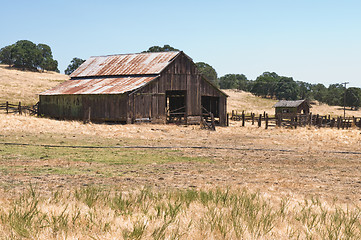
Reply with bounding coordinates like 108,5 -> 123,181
70,51 -> 180,78
273,100 -> 310,108
40,76 -> 158,95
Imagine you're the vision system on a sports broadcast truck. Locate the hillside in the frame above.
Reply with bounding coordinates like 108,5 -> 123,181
0,64 -> 69,105
0,65 -> 360,117
224,89 -> 361,117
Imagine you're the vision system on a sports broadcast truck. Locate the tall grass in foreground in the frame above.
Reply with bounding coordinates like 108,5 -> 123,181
0,186 -> 360,239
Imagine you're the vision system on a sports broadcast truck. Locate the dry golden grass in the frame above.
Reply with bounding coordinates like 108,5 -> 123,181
0,64 -> 69,105
1,186 -> 360,239
224,89 -> 361,117
1,69 -> 361,239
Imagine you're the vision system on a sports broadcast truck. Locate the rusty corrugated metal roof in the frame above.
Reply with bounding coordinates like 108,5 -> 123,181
40,76 -> 158,95
70,51 -> 180,78
273,100 -> 311,108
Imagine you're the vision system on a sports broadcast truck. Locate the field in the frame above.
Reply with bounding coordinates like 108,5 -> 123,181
0,67 -> 361,239
0,64 -> 69,105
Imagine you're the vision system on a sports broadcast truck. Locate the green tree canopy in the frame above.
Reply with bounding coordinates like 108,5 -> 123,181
218,74 -> 249,90
142,45 -> 179,53
345,87 -> 361,110
37,44 -> 59,72
195,62 -> 218,86
0,40 -> 59,72
324,84 -> 344,106
251,72 -> 280,98
274,77 -> 299,100
297,81 -> 312,99
310,83 -> 327,102
65,57 -> 85,75
0,44 -> 14,66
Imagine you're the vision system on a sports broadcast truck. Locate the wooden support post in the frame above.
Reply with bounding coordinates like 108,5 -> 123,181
37,102 -> 40,117
337,117 -> 341,129
226,113 -> 229,126
294,116 -> 298,129
263,111 -> 266,120
265,114 -> 269,129
232,110 -> 234,120
18,102 -> 22,115
242,111 -> 245,127
210,113 -> 216,131
6,101 -> 8,114
309,113 -> 312,126
251,113 -> 255,125
258,114 -> 262,127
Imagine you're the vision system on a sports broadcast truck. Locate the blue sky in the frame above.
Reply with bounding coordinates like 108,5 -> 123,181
1,0 -> 360,87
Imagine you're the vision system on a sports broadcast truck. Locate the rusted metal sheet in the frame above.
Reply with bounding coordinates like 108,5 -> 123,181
273,100 -> 309,108
40,76 -> 158,95
70,52 -> 180,78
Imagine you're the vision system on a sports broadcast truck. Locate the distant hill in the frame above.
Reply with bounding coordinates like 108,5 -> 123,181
223,89 -> 361,117
0,65 -> 359,117
0,64 -> 69,105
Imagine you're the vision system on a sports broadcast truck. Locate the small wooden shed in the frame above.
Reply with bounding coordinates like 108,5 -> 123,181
273,100 -> 311,117
39,51 -> 228,126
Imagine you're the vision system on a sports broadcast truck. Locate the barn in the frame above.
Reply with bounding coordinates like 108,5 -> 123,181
39,51 -> 228,126
273,99 -> 311,117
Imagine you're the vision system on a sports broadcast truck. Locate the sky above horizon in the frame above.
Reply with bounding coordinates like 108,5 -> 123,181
1,0 -> 360,87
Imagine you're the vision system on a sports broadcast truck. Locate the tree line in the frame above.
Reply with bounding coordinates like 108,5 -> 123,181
1,42 -> 359,109
218,72 -> 360,110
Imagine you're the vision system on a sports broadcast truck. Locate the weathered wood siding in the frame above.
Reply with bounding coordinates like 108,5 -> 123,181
128,52 -> 227,125
39,94 -> 128,121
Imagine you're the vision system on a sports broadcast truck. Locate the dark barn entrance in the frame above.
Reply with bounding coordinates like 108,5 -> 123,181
201,96 -> 220,124
201,96 -> 219,117
166,90 -> 186,123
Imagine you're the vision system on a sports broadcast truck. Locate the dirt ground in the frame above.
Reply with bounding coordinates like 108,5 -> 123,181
1,113 -> 360,206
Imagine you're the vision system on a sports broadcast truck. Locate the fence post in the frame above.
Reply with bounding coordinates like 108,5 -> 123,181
294,116 -> 298,129
277,114 -> 282,127
18,102 -> 22,115
232,110 -> 234,120
263,111 -> 266,120
265,114 -> 269,129
258,114 -> 262,127
251,113 -> 255,125
242,111 -> 245,127
6,101 -> 8,114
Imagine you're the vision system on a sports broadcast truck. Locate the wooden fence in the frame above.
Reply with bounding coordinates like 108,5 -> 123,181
230,110 -> 361,129
0,101 -> 38,115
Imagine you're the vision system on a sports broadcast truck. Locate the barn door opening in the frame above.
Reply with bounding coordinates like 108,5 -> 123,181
166,90 -> 186,123
201,96 -> 220,124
